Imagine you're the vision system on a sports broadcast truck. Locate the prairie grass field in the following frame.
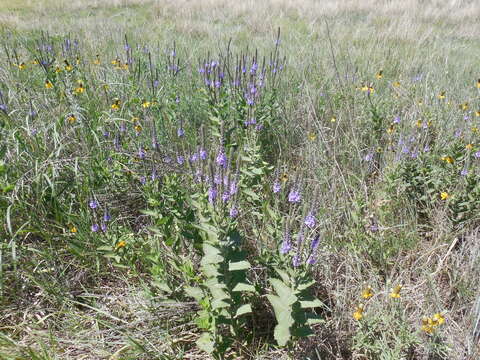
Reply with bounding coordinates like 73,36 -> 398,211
1,0 -> 480,359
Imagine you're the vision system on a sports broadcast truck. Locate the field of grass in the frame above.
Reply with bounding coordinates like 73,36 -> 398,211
1,1 -> 480,359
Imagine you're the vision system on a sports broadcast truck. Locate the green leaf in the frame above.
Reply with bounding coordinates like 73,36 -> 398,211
185,286 -> 204,302
232,283 -> 256,292
196,332 -> 215,354
270,278 -> 297,305
211,299 -> 229,310
300,298 -> 323,309
273,323 -> 291,346
306,313 -> 324,325
228,260 -> 251,271
297,279 -> 316,291
235,304 -> 252,318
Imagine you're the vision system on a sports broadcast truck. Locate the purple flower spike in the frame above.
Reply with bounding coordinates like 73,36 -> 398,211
229,206 -> 239,218
138,147 -> 146,159
304,213 -> 316,229
200,149 -> 207,160
208,186 -> 217,204
310,235 -> 320,250
229,181 -> 238,195
273,181 -> 281,194
222,192 -> 230,203
307,255 -> 317,265
216,151 -> 227,168
280,232 -> 292,255
292,254 -> 301,267
288,189 -> 301,203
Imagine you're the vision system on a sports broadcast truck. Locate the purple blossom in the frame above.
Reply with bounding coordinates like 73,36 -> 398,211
190,152 -> 199,162
177,127 -> 185,137
475,151 -> 480,158
208,186 -> 217,204
454,129 -> 462,138
89,200 -> 99,209
0,104 -> 7,112
307,255 -> 317,265
216,151 -> 227,168
153,80 -> 159,88
138,147 -> 146,159
177,156 -> 184,165
423,145 -> 430,152
214,173 -> 222,185
288,189 -> 301,203
103,210 -> 111,222
91,223 -> 99,232
101,223 -> 107,232
229,206 -> 239,218
222,192 -> 230,203
140,176 -> 147,185
310,235 -> 320,250
292,254 -> 301,267
461,168 -> 468,176
393,116 -> 401,124
255,124 -> 263,131
164,156 -> 172,163
280,232 -> 292,255
175,95 -> 180,103
273,181 -> 281,193
200,149 -> 207,160
229,181 -> 238,195
364,152 -> 374,162
304,213 -> 316,229
151,169 -> 157,181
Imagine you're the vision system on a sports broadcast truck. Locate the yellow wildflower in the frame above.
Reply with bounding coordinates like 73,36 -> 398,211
441,156 -> 454,164
353,304 -> 364,321
460,102 -> 469,111
67,114 -> 76,123
360,84 -> 369,92
368,86 -> 375,93
389,284 -> 402,299
472,127 -> 479,133
111,99 -> 121,110
74,82 -> 85,94
76,56 -> 81,65
64,60 -> 73,71
375,70 -> 383,79
134,124 -> 143,133
55,66 -> 62,73
142,100 -> 151,108
437,91 -> 446,99
477,79 -> 480,89
330,116 -> 336,123
392,81 -> 401,87
421,317 -> 435,334
440,192 -> 449,200
387,125 -> 394,134
69,225 -> 77,233
281,173 -> 288,183
45,80 -> 53,89
361,286 -> 373,299
308,132 -> 317,141
115,240 -> 126,250
121,62 -> 129,70
466,143 -> 473,150
17,62 -> 26,70
93,55 -> 100,65
475,111 -> 480,117
432,312 -> 445,325
31,59 -> 39,65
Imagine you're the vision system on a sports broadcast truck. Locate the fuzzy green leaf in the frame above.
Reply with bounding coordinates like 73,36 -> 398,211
235,304 -> 252,318
228,260 -> 251,271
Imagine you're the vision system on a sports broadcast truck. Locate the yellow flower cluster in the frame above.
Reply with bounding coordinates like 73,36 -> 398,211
421,313 -> 445,334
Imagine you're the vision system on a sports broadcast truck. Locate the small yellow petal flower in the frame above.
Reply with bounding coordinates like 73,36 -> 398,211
111,99 -> 121,110
421,317 -> 435,334
281,173 -> 288,183
45,80 -> 53,89
142,100 -> 151,108
440,192 -> 449,200
308,132 -> 317,141
392,81 -> 401,87
466,143 -> 473,150
375,70 -> 383,79
330,116 -> 336,123
69,225 -> 77,233
389,284 -> 402,299
437,91 -> 446,99
460,102 -> 469,111
115,240 -> 126,249
477,79 -> 480,89
432,312 -> 445,325
67,114 -> 76,123
17,62 -> 26,70
361,286 -> 373,299
353,304 -> 364,321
